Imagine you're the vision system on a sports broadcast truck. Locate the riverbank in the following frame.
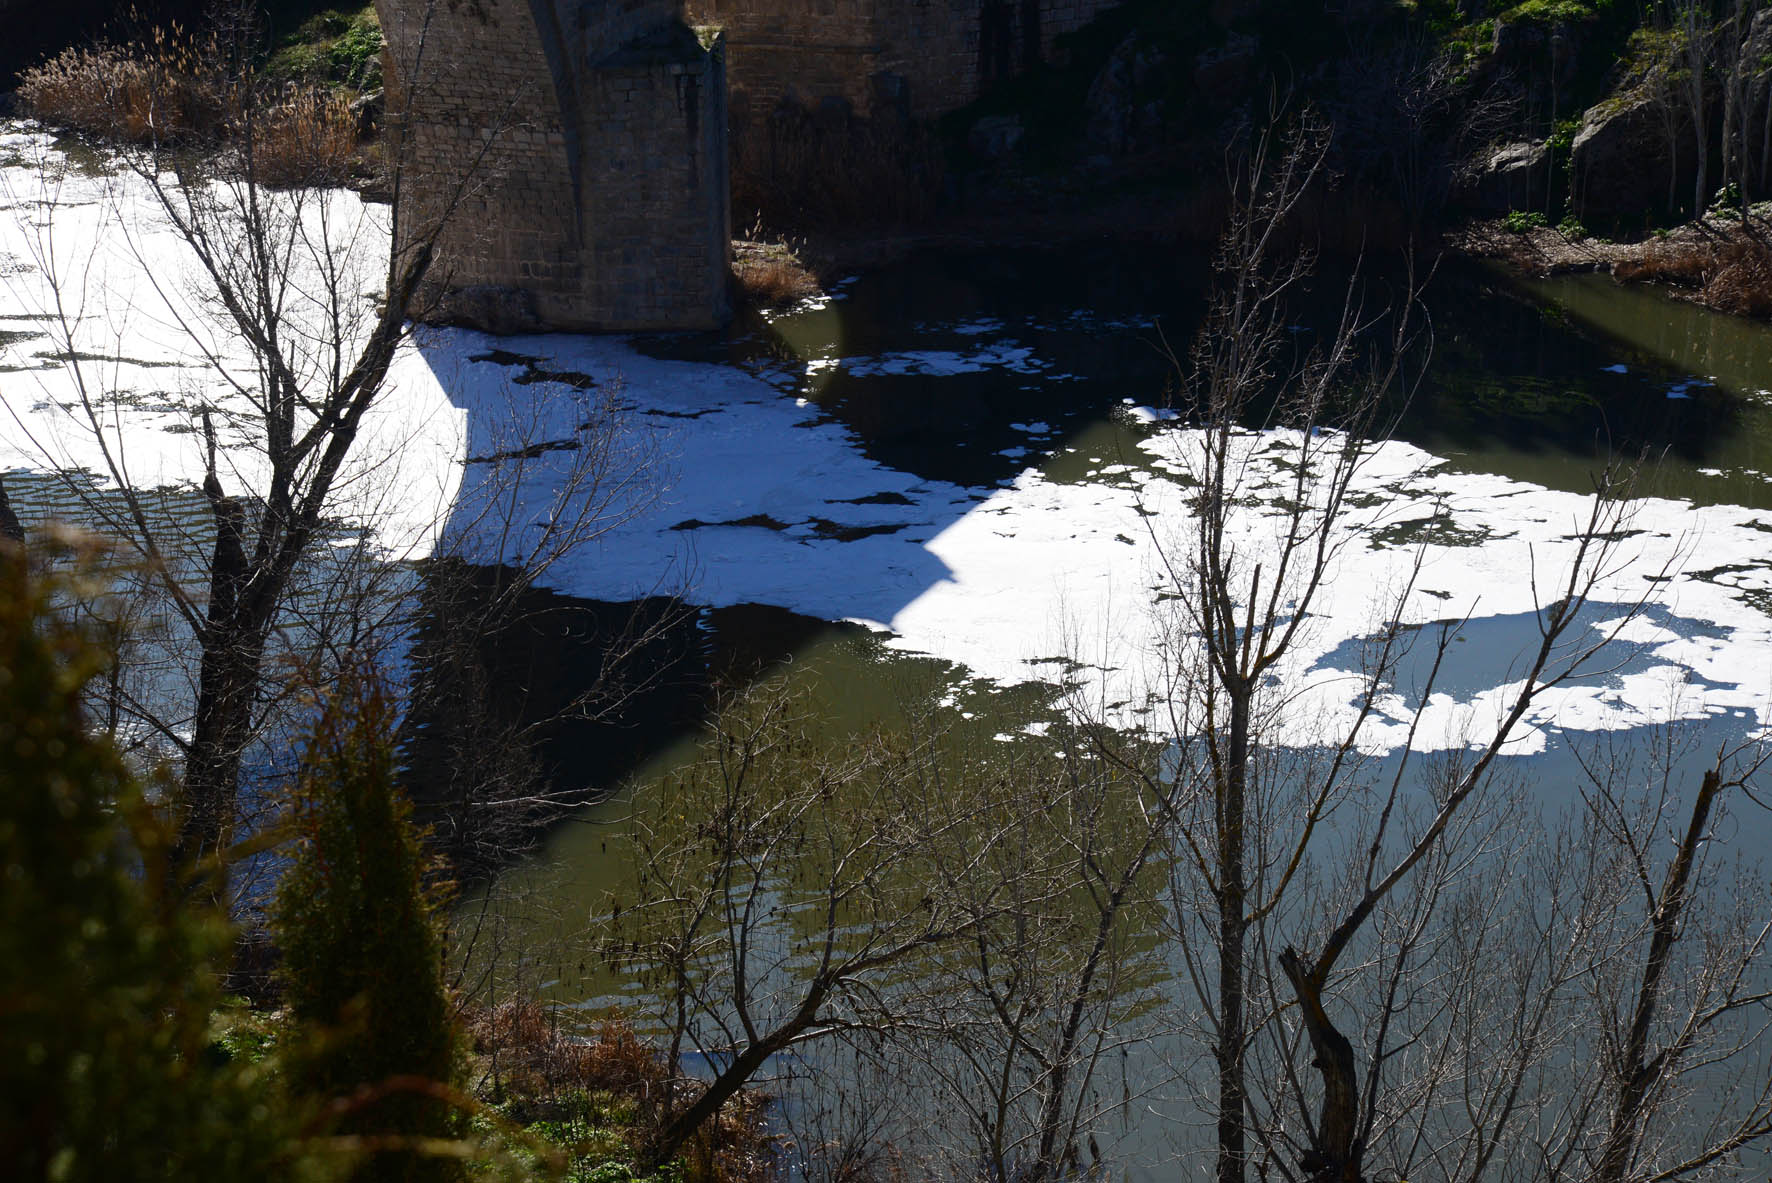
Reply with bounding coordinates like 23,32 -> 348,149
733,176 -> 1228,309
740,195 -> 1772,331
1448,209 -> 1772,321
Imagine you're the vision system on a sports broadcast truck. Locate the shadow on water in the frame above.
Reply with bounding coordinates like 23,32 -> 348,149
635,243 -> 1209,488
650,249 -> 1772,500
1402,263 -> 1772,505
397,558 -> 887,877
1307,600 -> 1738,708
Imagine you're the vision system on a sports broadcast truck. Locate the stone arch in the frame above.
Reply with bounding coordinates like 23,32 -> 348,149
377,0 -> 730,332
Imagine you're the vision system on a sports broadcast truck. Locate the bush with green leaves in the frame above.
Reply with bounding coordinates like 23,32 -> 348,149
273,666 -> 465,1183
328,12 -> 383,90
265,7 -> 383,90
0,544 -> 328,1183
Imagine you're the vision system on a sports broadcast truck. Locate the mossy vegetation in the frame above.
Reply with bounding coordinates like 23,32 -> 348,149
263,6 -> 383,91
1493,0 -> 1615,26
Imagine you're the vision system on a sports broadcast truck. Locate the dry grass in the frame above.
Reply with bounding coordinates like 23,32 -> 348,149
731,243 -> 821,308
467,999 -> 669,1105
247,89 -> 360,187
19,36 -> 228,145
1612,238 -> 1716,286
1704,238 -> 1772,317
19,30 -> 363,189
1614,231 -> 1772,318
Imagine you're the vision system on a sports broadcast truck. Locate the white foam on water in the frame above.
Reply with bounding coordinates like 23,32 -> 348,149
5,124 -> 1770,757
840,344 -> 1050,377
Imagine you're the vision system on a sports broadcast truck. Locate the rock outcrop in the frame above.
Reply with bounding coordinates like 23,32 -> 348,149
1084,33 -> 1173,159
1570,90 -> 1696,222
1456,141 -> 1551,215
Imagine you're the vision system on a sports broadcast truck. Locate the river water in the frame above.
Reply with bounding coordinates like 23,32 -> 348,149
439,250 -> 1772,1177
465,245 -> 1772,856
4,122 -> 1771,1177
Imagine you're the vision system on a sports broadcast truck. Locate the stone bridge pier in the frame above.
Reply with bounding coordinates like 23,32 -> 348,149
376,0 -> 731,333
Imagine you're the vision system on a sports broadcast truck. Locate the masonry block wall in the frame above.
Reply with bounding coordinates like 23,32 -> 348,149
377,0 -> 730,333
696,0 -> 1125,126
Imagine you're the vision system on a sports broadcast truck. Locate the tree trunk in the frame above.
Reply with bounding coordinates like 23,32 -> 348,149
1031,862 -> 1143,1179
1750,69 -> 1764,197
1279,948 -> 1363,1183
1216,688 -> 1251,1183
175,486 -> 262,890
0,474 -> 23,545
641,984 -> 827,1174
643,1039 -> 782,1173
179,624 -> 264,880
1594,768 -> 1725,1183
1688,5 -> 1711,220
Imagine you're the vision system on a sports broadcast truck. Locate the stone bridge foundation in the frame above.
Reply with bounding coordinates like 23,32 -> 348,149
377,0 -> 731,333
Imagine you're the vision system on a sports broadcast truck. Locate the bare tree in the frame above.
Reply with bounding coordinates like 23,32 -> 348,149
1675,0 -> 1716,220
1580,741 -> 1772,1183
1268,483 -> 1649,1183
904,716 -> 1179,1183
1133,114 -> 1701,1183
1144,115 -> 1420,1183
599,682 -> 1011,1174
1715,0 -> 1772,210
1,1 -> 655,895
4,4 -> 445,884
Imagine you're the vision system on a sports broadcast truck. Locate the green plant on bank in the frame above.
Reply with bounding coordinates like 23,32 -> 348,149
1547,116 -> 1580,154
211,996 -> 286,1066
1504,208 -> 1549,232
273,665 -> 468,1183
1620,24 -> 1683,86
1441,17 -> 1497,66
0,541 -> 333,1183
1557,212 -> 1588,238
456,1000 -> 769,1183
469,1095 -> 667,1183
265,7 -> 384,91
1495,0 -> 1613,26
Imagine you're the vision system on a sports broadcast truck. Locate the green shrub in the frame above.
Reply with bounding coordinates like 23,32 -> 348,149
0,546 -> 328,1183
1503,209 -> 1549,233
265,7 -> 383,91
1712,181 -> 1745,215
1497,0 -> 1610,26
1557,213 -> 1588,239
1547,117 -> 1580,154
330,13 -> 384,90
273,666 -> 465,1183
265,42 -> 329,83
